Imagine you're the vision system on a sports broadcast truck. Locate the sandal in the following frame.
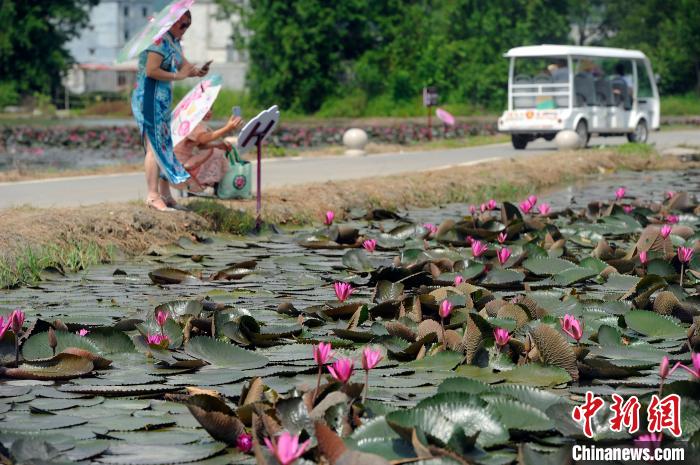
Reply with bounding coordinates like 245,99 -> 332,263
146,196 -> 175,212
160,194 -> 178,208
161,195 -> 189,211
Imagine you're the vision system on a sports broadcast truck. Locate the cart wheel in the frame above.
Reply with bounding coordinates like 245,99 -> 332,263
512,134 -> 528,150
575,120 -> 589,148
627,119 -> 648,143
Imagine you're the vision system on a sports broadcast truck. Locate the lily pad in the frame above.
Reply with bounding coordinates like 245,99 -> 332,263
488,398 -> 555,431
343,249 -> 374,272
184,336 -> 268,369
624,311 -> 686,339
22,331 -> 102,360
553,267 -> 598,286
501,364 -> 572,387
482,269 -> 525,285
148,268 -> 199,285
523,258 -> 577,276
98,442 -> 227,464
3,353 -> 94,380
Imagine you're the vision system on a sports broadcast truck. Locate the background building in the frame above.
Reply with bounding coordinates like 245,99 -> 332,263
65,0 -> 247,95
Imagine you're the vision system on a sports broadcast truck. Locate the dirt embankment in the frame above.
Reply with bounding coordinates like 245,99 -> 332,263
0,147 -> 694,265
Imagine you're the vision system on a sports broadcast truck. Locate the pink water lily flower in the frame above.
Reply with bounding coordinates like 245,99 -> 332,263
666,215 -> 679,224
327,358 -> 354,383
439,300 -> 453,319
361,346 -> 383,403
236,433 -> 253,453
497,232 -> 507,244
538,203 -> 551,215
471,240 -> 488,258
497,247 -> 511,266
639,251 -> 648,265
0,316 -> 7,340
146,333 -> 170,347
493,328 -> 510,348
9,309 -> 25,334
480,203 -> 488,213
76,329 -> 89,337
666,191 -> 676,200
423,223 -> 438,236
312,342 -> 333,402
635,432 -> 663,449
324,210 -> 335,226
615,187 -> 626,200
362,239 -> 377,253
678,246 -> 694,263
362,347 -> 383,371
519,199 -> 533,214
454,275 -> 464,286
623,205 -> 633,214
674,352 -> 700,378
528,195 -> 538,206
659,356 -> 670,380
264,431 -> 311,465
487,199 -> 497,210
660,224 -> 672,239
156,309 -> 169,328
679,247 -> 694,286
469,205 -> 477,216
333,282 -> 353,302
560,314 -> 583,341
313,342 -> 333,366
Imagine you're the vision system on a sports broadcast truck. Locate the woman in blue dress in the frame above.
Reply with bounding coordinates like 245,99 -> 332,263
131,11 -> 208,211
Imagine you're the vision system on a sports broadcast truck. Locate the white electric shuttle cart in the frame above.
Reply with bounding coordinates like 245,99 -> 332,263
497,45 -> 660,149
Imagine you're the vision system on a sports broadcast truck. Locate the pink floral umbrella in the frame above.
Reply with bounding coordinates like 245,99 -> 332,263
435,108 -> 456,126
170,75 -> 223,147
116,0 -> 195,63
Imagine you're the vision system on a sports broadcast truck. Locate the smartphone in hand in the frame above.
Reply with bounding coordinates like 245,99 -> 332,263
232,106 -> 241,117
201,60 -> 213,71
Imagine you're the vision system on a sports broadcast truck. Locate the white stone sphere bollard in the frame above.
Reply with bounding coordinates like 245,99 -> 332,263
343,128 -> 368,156
554,130 -> 582,150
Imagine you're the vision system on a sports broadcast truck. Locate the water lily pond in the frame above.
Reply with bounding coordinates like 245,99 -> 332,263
1,170 -> 699,464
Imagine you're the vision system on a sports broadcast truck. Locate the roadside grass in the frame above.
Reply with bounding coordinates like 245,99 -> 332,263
601,142 -> 655,157
660,93 -> 700,116
0,241 -> 114,289
186,200 -> 257,235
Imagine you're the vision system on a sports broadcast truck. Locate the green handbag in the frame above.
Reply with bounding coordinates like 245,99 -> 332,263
217,147 -> 252,199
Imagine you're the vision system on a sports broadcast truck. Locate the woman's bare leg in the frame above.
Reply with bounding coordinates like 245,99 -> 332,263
145,139 -> 169,210
158,178 -> 175,205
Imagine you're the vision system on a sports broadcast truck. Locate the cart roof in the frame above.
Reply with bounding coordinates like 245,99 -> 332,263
505,44 -> 646,60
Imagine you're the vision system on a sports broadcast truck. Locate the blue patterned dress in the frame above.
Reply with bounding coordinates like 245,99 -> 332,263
131,32 -> 190,184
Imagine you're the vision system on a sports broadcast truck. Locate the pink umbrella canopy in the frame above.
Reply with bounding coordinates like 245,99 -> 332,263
435,108 -> 456,126
170,75 -> 223,146
116,0 -> 195,63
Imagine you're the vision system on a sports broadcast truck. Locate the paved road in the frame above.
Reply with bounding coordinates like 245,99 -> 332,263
1,129 -> 698,209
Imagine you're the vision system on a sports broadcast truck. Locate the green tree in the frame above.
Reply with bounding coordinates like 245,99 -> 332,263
0,0 -> 98,100
656,0 -> 700,94
351,0 -> 569,108
235,0 -> 375,113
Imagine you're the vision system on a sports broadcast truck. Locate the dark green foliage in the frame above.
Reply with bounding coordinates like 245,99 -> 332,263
0,0 -> 98,98
218,0 -> 699,114
604,0 -> 700,95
